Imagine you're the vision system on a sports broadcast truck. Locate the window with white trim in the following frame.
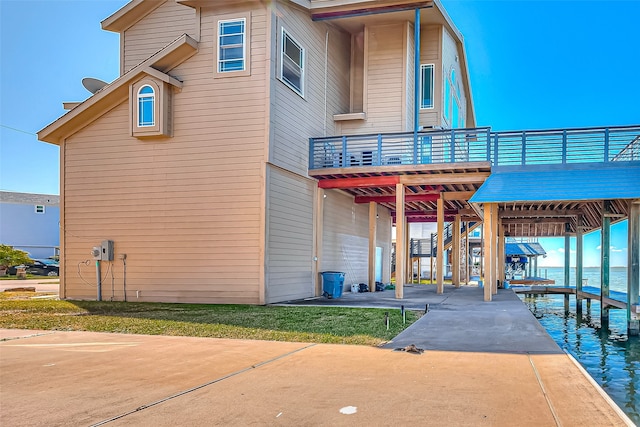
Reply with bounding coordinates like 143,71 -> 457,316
137,85 -> 155,127
420,64 -> 434,109
35,205 -> 45,214
218,18 -> 246,73
280,29 -> 304,96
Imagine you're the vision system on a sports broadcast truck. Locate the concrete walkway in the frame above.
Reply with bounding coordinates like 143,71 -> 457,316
1,328 -> 632,426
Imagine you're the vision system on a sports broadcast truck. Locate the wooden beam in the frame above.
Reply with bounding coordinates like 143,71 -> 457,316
442,191 -> 475,201
368,202 -> 377,293
400,172 -> 490,186
318,176 -> 399,189
395,183 -> 405,299
436,197 -> 444,294
500,218 -> 570,225
492,203 -> 499,295
355,193 -> 440,203
483,203 -> 493,301
499,209 -> 583,218
452,214 -> 461,288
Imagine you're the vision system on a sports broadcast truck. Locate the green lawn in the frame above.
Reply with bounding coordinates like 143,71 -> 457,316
0,293 -> 419,346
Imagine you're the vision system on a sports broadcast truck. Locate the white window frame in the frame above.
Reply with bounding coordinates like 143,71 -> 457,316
35,205 -> 45,214
279,28 -> 305,97
420,64 -> 434,109
137,85 -> 155,127
217,18 -> 246,73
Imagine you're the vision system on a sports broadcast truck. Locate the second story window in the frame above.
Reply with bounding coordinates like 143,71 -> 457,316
137,85 -> 155,127
280,29 -> 304,96
35,205 -> 45,214
218,18 -> 246,73
420,64 -> 434,109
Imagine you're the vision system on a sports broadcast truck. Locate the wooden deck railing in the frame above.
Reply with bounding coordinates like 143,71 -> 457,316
309,125 -> 640,170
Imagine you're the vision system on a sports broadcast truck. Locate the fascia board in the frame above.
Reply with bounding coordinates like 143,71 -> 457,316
101,0 -> 165,33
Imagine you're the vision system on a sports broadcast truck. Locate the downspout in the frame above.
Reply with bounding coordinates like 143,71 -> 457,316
324,30 -> 329,137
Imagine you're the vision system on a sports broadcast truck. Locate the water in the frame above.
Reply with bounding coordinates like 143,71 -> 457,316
518,267 -> 640,424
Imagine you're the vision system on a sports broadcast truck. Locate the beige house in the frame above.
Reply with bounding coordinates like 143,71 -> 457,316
39,0 -> 475,304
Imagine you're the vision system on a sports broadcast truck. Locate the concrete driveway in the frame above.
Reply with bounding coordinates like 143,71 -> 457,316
0,329 -> 632,426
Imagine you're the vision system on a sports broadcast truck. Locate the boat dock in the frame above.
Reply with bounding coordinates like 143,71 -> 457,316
513,285 -> 628,310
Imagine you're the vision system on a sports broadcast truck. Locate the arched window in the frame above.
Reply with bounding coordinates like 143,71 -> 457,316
137,85 -> 155,127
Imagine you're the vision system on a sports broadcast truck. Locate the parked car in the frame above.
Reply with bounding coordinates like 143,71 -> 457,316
7,260 -> 59,276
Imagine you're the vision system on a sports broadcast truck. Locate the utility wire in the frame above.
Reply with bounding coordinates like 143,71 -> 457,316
0,124 -> 37,136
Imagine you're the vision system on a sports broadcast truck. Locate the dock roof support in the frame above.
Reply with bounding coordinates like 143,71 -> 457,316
452,214 -> 461,288
483,203 -> 494,301
628,200 -> 640,336
601,200 -> 612,331
576,218 -> 584,316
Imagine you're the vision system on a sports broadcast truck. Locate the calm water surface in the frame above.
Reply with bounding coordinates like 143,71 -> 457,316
519,267 -> 640,424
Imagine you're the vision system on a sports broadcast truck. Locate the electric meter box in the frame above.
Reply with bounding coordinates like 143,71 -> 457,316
101,240 -> 114,261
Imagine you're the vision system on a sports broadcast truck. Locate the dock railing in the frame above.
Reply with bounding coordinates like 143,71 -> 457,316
309,125 -> 640,169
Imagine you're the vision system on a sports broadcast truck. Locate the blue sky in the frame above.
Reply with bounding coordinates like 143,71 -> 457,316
1,1 -> 638,266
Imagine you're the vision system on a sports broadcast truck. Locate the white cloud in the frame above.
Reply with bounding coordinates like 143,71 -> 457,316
558,248 -> 565,253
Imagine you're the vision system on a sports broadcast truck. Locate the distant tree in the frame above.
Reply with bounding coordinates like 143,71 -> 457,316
0,244 -> 33,269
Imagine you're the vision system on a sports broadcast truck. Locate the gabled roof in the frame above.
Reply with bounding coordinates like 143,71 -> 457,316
38,34 -> 198,145
102,0 -> 166,33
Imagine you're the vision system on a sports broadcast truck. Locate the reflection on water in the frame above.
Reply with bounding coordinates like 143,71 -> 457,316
521,294 -> 640,425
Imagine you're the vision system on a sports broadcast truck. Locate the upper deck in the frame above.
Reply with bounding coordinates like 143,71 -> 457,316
309,125 -> 640,237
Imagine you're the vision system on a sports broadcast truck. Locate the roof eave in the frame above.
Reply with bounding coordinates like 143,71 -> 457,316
101,0 -> 164,33
38,34 -> 198,145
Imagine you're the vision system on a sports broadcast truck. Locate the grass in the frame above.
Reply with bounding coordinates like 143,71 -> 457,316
0,293 -> 419,346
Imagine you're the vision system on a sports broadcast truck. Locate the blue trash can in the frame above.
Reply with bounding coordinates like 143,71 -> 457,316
321,272 -> 345,299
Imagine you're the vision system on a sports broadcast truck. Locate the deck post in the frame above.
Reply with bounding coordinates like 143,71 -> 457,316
465,221 -> 470,285
492,203 -> 499,294
314,188 -> 325,296
405,222 -> 411,286
628,200 -> 640,336
564,223 -> 571,288
452,214 -> 461,287
601,200 -> 611,330
498,218 -> 505,287
483,203 -> 493,301
436,196 -> 445,294
368,202 -> 377,292
395,183 -> 405,299
576,218 -> 584,316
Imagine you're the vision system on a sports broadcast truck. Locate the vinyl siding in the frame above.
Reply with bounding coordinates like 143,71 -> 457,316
419,25 -> 442,129
340,23 -> 405,135
321,190 -> 392,288
270,3 -> 351,176
61,3 -> 268,304
265,166 -> 315,303
123,1 -> 196,73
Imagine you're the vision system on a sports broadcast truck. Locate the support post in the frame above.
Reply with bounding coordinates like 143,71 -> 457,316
314,188 -> 325,296
452,214 -> 461,288
564,223 -> 571,288
436,196 -> 445,294
576,217 -> 583,316
483,203 -> 493,301
368,202 -> 377,292
492,203 -> 499,294
465,221 -> 470,285
498,218 -> 505,287
405,222 -> 411,285
395,183 -> 405,299
628,200 -> 640,336
601,200 -> 611,330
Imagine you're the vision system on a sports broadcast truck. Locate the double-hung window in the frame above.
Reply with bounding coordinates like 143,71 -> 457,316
280,29 -> 304,96
420,64 -> 434,109
218,18 -> 246,73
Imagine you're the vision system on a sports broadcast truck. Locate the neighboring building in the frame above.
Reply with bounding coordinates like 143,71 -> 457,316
38,0 -> 475,303
0,191 -> 60,259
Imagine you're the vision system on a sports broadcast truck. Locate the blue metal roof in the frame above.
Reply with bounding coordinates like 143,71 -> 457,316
470,163 -> 640,203
505,242 -> 547,256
